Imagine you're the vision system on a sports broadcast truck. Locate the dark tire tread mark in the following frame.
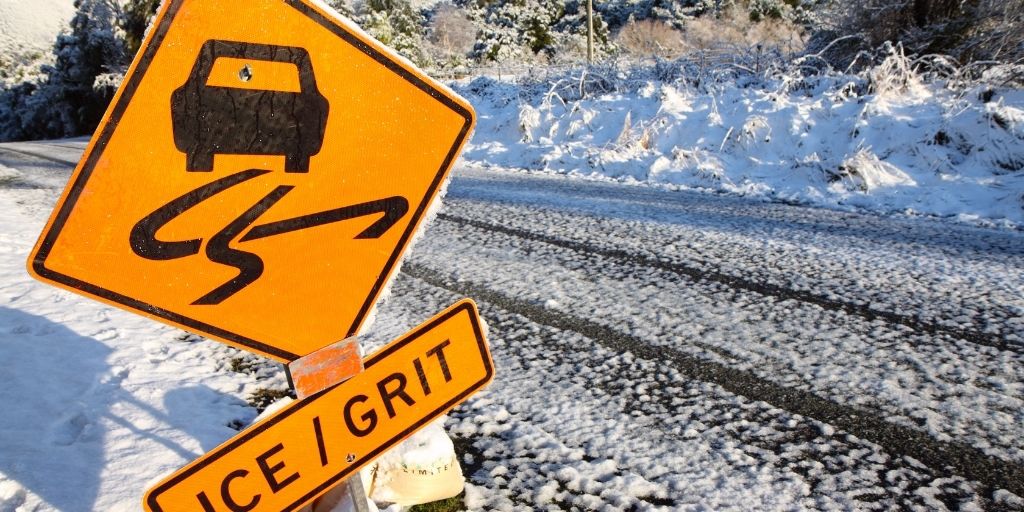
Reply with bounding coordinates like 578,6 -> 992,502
403,274 -> 993,509
438,213 -> 1022,355
402,262 -> 1024,499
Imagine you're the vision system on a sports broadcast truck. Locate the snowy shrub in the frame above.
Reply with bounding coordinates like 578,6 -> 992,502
594,0 -> 699,33
867,43 -> 924,97
462,0 -> 613,63
982,102 -> 1024,173
668,147 -> 726,184
0,82 -> 39,141
93,71 -> 123,95
452,55 -> 1024,227
809,0 -> 1024,71
736,114 -> 772,146
359,0 -> 431,66
0,50 -> 50,88
683,6 -> 805,56
121,0 -> 160,58
833,149 -> 916,193
615,110 -> 661,151
518,104 -> 542,142
958,1 -> 1024,65
565,105 -> 597,138
746,0 -> 786,22
324,0 -> 358,19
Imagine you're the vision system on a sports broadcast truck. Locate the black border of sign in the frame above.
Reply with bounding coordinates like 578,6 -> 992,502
28,0 -> 474,362
144,300 -> 492,512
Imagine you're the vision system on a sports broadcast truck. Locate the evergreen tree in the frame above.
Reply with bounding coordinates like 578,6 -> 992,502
358,0 -> 431,66
550,0 -> 612,60
122,0 -> 160,58
0,81 -> 39,141
0,0 -> 127,141
324,0 -> 357,21
597,0 -> 701,32
464,0 -> 612,62
465,0 -> 535,62
39,0 -> 126,137
747,0 -> 786,21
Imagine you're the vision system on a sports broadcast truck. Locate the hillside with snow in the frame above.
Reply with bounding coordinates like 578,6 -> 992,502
0,0 -> 74,58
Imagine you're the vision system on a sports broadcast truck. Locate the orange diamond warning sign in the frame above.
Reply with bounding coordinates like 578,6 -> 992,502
27,0 -> 475,361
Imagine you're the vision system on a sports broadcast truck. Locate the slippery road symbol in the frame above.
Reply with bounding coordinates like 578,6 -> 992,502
130,169 -> 409,305
128,40 -> 409,306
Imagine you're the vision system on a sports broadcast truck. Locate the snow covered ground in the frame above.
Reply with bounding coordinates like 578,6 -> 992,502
455,61 -> 1024,230
1,140 -> 1022,510
0,141 -> 285,510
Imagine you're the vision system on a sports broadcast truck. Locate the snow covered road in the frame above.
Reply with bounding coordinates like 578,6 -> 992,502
1,140 -> 1022,510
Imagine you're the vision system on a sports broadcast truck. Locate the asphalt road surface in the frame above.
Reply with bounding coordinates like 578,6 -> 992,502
2,140 -> 1022,511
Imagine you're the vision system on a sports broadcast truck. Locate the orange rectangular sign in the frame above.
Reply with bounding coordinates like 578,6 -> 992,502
143,300 -> 492,512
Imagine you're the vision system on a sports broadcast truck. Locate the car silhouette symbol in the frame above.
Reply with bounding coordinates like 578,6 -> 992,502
171,40 -> 329,172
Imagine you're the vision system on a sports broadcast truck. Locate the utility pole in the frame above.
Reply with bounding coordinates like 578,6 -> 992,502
586,0 -> 593,64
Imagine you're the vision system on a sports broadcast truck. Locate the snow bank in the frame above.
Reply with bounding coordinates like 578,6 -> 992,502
455,64 -> 1024,229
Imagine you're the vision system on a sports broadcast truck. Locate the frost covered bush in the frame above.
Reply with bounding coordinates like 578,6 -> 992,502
616,19 -> 686,59
832,149 -> 916,193
683,6 -> 806,56
809,0 -> 1024,72
122,0 -> 160,58
428,4 -> 478,67
462,0 -> 612,63
866,43 -> 923,97
360,0 -> 431,66
0,51 -> 49,88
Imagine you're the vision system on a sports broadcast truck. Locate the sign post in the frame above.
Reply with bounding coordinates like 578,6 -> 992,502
287,338 -> 368,512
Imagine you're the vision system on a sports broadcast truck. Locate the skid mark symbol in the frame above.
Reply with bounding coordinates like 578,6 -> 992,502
193,185 -> 293,305
130,168 -> 409,305
130,169 -> 271,260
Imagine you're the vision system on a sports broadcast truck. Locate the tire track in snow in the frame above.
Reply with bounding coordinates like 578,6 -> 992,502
36,142 -> 88,150
369,275 -> 690,509
437,213 -> 1021,355
0,145 -> 78,167
392,273 -> 990,509
402,262 -> 1024,499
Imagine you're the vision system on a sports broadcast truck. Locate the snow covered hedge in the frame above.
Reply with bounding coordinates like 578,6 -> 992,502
455,49 -> 1024,228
